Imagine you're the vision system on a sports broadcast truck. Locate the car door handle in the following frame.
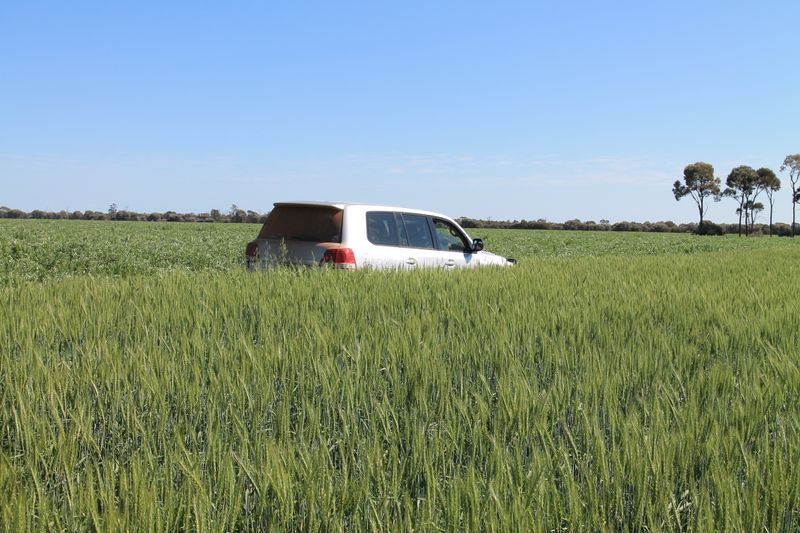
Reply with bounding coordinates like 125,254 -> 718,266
444,259 -> 456,267
406,258 -> 417,265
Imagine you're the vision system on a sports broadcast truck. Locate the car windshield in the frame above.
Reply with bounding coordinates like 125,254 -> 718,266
258,205 -> 343,242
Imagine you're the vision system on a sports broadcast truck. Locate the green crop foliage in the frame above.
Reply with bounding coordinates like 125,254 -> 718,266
0,219 -> 795,284
1,220 -> 799,531
0,220 -> 259,284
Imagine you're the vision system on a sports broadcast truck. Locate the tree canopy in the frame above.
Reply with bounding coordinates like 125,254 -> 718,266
723,165 -> 760,236
757,168 -> 780,191
672,162 -> 721,228
758,167 -> 781,236
780,154 -> 800,236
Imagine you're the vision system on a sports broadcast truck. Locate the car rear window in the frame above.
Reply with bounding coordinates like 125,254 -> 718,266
258,205 -> 343,242
366,212 -> 409,246
400,213 -> 434,248
366,211 -> 437,249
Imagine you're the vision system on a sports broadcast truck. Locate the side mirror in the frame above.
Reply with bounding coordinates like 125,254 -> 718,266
471,238 -> 484,252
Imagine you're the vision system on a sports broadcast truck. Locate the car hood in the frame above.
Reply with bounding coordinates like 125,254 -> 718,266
477,250 -> 516,265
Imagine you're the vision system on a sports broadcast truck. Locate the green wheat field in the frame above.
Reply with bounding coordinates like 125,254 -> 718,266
2,219 -> 799,531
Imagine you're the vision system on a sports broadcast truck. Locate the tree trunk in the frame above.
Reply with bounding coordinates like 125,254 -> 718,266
747,208 -> 752,236
737,204 -> 743,237
769,201 -> 773,236
745,208 -> 750,236
698,202 -> 704,233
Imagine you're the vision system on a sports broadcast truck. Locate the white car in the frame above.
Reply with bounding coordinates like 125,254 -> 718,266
245,201 -> 516,270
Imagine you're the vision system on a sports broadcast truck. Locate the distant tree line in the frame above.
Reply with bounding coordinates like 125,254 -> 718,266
457,217 -> 795,236
0,204 -> 269,224
672,154 -> 800,236
3,204 -> 793,235
7,204 -> 789,234
5,152 -> 800,238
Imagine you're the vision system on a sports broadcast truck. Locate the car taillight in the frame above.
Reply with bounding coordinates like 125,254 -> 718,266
321,247 -> 356,269
245,241 -> 258,258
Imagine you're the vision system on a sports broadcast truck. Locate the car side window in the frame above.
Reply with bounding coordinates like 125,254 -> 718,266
401,214 -> 434,249
366,212 -> 409,246
433,219 -> 470,252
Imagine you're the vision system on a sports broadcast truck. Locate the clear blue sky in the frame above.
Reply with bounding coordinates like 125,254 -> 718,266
2,1 -> 798,223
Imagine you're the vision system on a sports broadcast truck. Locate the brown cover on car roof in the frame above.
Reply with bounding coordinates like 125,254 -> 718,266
258,205 -> 344,243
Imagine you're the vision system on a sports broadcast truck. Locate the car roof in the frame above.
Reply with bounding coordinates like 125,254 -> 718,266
272,201 -> 453,219
273,201 -> 348,209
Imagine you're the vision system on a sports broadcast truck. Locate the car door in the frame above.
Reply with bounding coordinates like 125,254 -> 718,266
430,217 -> 474,268
362,211 -> 414,269
398,213 -> 439,268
